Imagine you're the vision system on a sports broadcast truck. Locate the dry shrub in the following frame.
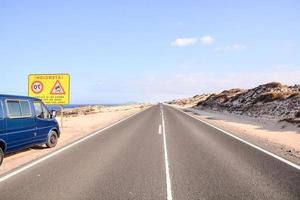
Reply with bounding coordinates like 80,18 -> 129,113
288,92 -> 300,99
230,92 -> 246,102
263,82 -> 282,88
280,118 -> 300,125
254,92 -> 286,103
295,111 -> 300,118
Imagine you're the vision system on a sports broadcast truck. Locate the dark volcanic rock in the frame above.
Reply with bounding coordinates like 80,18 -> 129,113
195,82 -> 300,120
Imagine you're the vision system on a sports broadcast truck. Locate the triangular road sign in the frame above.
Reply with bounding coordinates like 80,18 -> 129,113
50,80 -> 65,95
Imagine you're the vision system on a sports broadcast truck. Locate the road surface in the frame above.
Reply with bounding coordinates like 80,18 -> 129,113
0,104 -> 299,199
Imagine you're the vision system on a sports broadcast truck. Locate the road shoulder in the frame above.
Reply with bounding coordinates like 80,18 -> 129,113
169,105 -> 300,166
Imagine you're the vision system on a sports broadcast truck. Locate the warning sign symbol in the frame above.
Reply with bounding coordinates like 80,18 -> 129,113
50,80 -> 65,95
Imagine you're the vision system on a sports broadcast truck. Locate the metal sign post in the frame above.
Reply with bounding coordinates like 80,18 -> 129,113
60,105 -> 64,128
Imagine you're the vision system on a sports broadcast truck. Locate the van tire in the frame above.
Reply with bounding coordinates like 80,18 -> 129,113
0,148 -> 4,166
46,131 -> 58,148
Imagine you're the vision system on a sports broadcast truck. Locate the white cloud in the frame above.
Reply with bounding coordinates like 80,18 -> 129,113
171,37 -> 198,47
214,44 -> 246,52
200,35 -> 215,45
171,35 -> 215,47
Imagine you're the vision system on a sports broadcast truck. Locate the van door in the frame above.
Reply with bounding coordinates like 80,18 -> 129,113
33,101 -> 53,144
5,99 -> 35,152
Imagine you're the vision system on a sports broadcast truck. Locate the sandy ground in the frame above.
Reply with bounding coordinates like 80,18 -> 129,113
176,105 -> 300,165
0,104 -> 150,176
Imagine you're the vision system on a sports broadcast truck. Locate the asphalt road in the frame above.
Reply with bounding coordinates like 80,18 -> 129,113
0,104 -> 299,200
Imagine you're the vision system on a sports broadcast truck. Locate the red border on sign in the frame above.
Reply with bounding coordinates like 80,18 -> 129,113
50,80 -> 66,95
31,81 -> 44,94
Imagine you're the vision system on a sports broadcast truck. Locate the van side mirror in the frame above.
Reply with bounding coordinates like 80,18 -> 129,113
51,110 -> 56,118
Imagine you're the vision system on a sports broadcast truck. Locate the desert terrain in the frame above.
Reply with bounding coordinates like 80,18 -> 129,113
167,82 -> 300,165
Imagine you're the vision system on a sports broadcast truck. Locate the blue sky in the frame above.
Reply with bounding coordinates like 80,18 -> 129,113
1,0 -> 300,103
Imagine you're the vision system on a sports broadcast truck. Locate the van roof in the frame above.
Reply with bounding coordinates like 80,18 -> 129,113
0,94 -> 40,101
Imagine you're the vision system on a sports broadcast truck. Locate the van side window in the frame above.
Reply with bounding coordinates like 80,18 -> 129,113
20,101 -> 31,116
7,100 -> 22,117
6,100 -> 32,118
34,101 -> 50,119
34,101 -> 43,118
41,104 -> 50,119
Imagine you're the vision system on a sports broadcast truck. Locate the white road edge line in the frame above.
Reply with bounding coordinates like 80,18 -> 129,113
159,124 -> 162,135
169,105 -> 300,171
0,106 -> 152,183
161,105 -> 173,200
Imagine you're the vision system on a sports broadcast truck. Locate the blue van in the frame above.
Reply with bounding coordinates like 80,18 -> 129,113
0,95 -> 60,166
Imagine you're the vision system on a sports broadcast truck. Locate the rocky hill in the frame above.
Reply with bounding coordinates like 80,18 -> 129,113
167,94 -> 211,107
168,82 -> 300,125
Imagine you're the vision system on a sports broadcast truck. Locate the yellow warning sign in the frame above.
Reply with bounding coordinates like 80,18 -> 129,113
28,74 -> 70,105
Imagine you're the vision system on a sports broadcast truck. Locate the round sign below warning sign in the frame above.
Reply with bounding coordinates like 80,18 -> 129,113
31,81 -> 43,94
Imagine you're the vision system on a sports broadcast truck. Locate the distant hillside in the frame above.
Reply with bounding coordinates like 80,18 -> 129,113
167,94 -> 211,107
167,82 -> 300,125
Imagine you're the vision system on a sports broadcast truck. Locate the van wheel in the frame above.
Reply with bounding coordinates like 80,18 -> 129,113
0,148 -> 4,166
46,131 -> 58,148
